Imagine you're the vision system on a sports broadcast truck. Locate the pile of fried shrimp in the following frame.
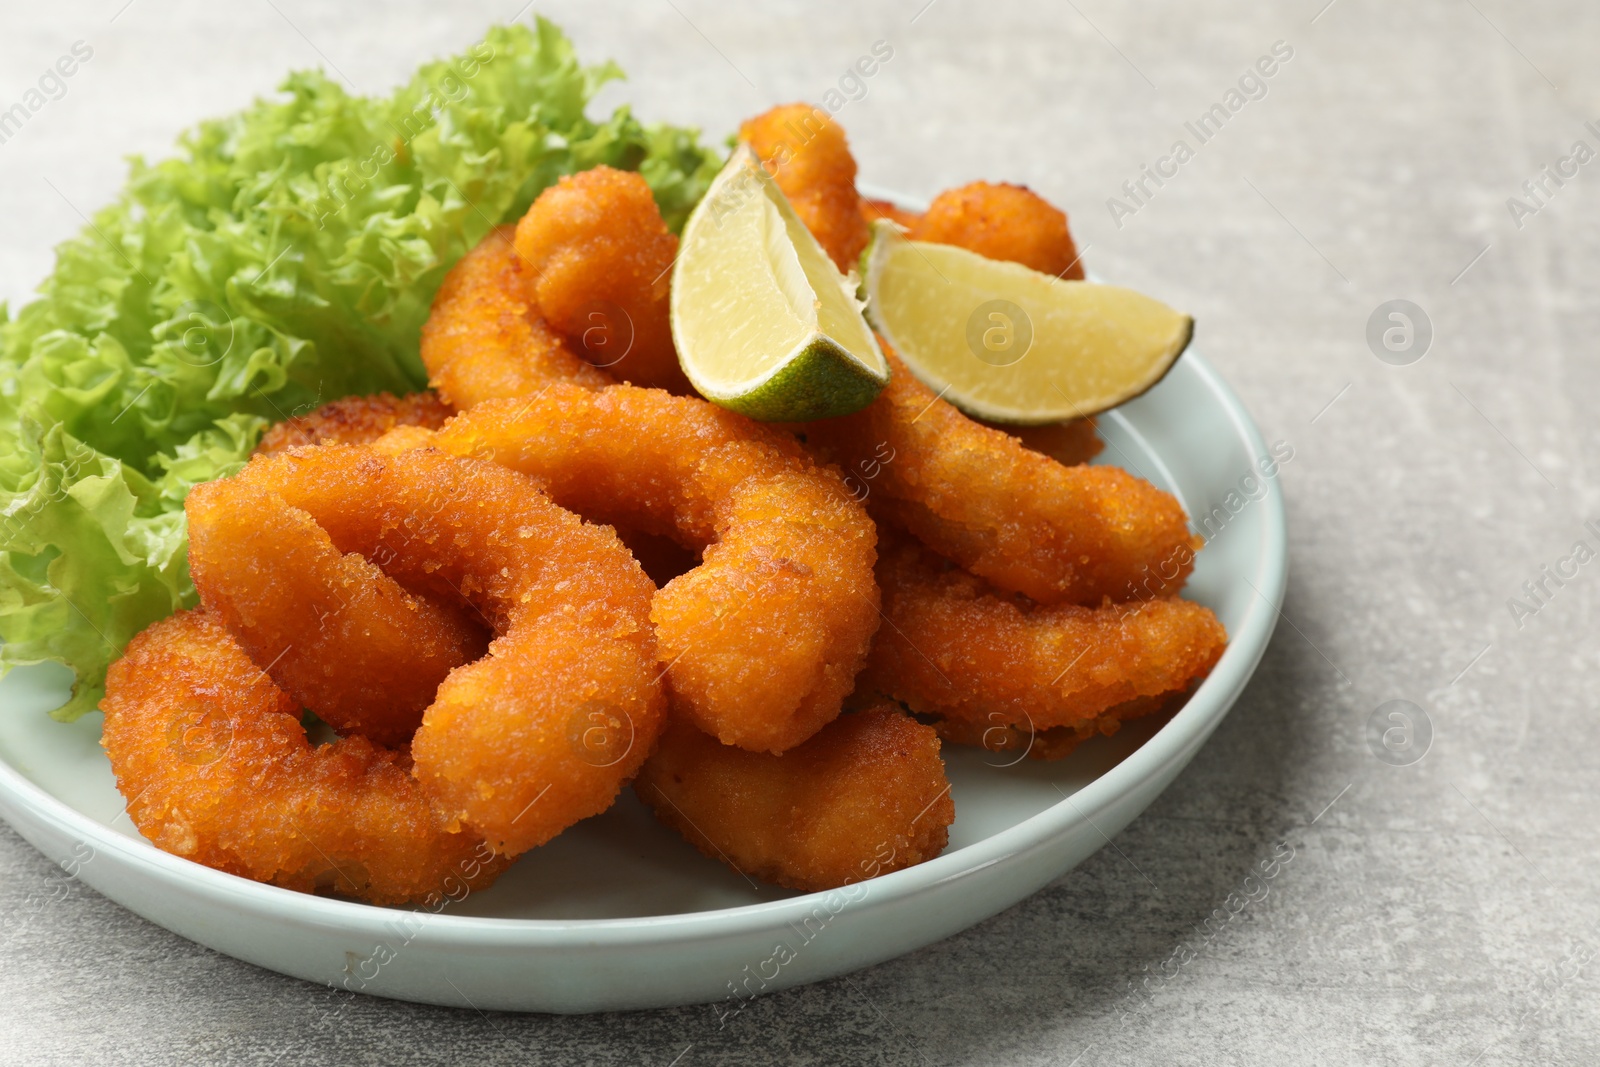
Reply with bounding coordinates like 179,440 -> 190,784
99,104 -> 1227,906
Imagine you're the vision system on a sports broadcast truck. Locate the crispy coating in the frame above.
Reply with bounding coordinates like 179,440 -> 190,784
187,477 -> 488,748
911,181 -> 1085,279
927,692 -> 1178,762
740,104 -> 869,272
861,197 -> 923,232
370,424 -> 437,455
254,392 -> 454,457
636,704 -> 953,892
806,168 -> 1127,598
859,540 -> 1225,729
989,416 -> 1104,466
229,445 -> 667,855
514,166 -> 689,393
802,350 -> 1199,605
100,610 -> 507,905
427,385 -> 881,754
420,224 -> 609,408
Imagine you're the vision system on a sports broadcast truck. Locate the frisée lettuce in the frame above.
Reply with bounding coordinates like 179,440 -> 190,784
0,19 -> 721,720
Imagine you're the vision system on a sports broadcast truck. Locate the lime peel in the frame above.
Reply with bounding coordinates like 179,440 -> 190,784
671,145 -> 888,421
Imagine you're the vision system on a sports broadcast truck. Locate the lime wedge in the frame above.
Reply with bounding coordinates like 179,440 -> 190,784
671,145 -> 888,421
861,220 -> 1193,424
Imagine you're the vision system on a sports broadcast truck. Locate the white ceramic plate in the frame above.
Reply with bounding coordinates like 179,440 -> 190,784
0,191 -> 1286,1013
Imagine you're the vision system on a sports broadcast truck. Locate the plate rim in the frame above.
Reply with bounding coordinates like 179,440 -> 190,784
0,184 -> 1288,951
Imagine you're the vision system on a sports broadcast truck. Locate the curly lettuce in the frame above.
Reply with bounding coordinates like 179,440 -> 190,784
0,19 -> 722,720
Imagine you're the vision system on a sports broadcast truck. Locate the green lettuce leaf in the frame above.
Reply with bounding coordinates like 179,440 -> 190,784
0,19 -> 722,719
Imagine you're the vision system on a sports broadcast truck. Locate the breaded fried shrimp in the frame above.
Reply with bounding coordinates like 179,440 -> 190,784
911,181 -> 1085,279
750,113 -> 1173,603
803,351 -> 1199,605
225,445 -> 668,855
254,392 -> 455,457
986,416 -> 1103,467
637,704 -> 953,892
739,104 -> 870,272
420,225 -> 608,409
187,477 -> 488,748
100,610 -> 507,905
427,385 -> 881,753
859,539 -> 1226,729
515,166 -> 689,393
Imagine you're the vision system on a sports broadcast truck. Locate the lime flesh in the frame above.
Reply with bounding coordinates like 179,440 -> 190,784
670,146 -> 888,422
862,220 -> 1193,424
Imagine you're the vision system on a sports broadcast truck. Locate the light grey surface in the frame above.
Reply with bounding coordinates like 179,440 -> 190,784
2,0 -> 1596,1063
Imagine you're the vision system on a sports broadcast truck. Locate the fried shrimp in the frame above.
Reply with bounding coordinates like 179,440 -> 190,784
926,692 -> 1178,762
991,417 -> 1103,467
218,444 -> 667,854
254,392 -> 454,457
802,350 -> 1199,605
858,539 -> 1226,729
420,224 -> 609,409
746,112 -> 1178,603
187,478 -> 488,748
514,166 -> 689,393
100,610 -> 508,905
739,104 -> 870,272
636,704 -> 953,892
910,181 -> 1085,279
426,384 -> 881,753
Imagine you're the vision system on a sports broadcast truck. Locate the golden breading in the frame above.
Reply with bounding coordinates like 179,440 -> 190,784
226,444 -> 667,855
426,385 -> 881,754
801,350 -> 1200,605
187,476 -> 487,748
925,692 -> 1177,761
739,104 -> 870,272
420,224 -> 609,409
514,166 -> 689,393
986,416 -> 1103,466
911,181 -> 1085,279
253,392 -> 455,456
858,539 -> 1226,729
100,610 -> 508,905
636,704 -> 953,892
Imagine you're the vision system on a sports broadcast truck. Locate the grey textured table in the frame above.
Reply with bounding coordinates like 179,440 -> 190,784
3,1 -> 1598,1064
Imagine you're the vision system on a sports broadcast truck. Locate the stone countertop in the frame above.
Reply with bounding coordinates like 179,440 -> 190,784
2,1 -> 1597,1064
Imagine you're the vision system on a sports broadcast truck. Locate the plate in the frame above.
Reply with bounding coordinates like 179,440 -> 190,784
0,189 -> 1286,1013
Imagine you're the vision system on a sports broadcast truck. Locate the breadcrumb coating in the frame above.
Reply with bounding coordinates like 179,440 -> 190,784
187,476 -> 488,748
227,445 -> 667,855
420,224 -> 608,408
254,392 -> 455,456
429,385 -> 881,754
926,692 -> 1179,762
803,350 -> 1200,605
515,166 -> 689,393
858,539 -> 1226,729
911,181 -> 1085,279
637,704 -> 953,892
100,610 -> 508,905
